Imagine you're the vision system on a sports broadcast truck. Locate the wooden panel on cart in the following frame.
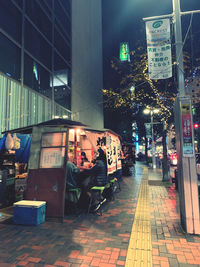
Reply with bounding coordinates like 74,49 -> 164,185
25,168 -> 66,220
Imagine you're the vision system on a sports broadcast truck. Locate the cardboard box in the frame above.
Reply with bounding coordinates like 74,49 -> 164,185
13,200 -> 46,225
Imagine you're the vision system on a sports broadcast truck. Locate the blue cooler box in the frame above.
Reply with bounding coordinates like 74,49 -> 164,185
13,200 -> 46,225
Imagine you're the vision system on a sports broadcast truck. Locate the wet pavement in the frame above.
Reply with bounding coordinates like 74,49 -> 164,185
0,162 -> 200,267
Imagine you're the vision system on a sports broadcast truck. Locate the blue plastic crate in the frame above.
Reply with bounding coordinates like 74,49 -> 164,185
13,200 -> 46,225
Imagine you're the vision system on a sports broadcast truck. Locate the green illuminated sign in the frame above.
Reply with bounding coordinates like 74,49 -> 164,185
120,42 -> 130,62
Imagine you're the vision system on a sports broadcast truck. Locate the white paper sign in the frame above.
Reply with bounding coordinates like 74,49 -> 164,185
40,148 -> 65,168
146,19 -> 172,80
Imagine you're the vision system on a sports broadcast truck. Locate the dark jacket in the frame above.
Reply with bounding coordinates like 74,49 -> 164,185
85,159 -> 107,186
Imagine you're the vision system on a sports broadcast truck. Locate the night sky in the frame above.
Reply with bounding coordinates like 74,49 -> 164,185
102,0 -> 200,89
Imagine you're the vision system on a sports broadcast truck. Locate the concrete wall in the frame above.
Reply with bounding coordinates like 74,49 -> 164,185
71,0 -> 104,130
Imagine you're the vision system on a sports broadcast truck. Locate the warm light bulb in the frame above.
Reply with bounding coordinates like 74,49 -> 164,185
144,109 -> 150,114
153,109 -> 160,114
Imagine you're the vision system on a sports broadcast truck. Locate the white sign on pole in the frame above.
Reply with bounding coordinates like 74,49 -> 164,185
145,123 -> 152,138
146,19 -> 172,80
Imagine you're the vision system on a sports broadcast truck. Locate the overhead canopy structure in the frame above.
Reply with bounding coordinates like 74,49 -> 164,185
2,119 -> 89,135
2,118 -> 120,138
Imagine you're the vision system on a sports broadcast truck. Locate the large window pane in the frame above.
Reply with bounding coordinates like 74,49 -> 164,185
9,80 -> 21,130
54,1 -> 68,30
0,1 -> 22,43
38,0 -> 52,18
59,0 -> 71,14
44,98 -> 52,121
24,53 -> 37,91
54,51 -> 71,88
66,16 -> 71,35
53,52 -> 71,109
55,19 -> 70,42
0,33 -> 21,81
54,82 -> 71,110
54,30 -> 70,61
29,91 -> 37,125
0,75 -> 9,133
24,53 -> 52,99
40,66 -> 52,99
54,103 -> 71,119
44,0 -> 52,9
22,87 -> 29,127
54,52 -> 69,73
25,19 -> 52,69
22,86 -> 52,127
26,0 -> 52,41
13,0 -> 23,8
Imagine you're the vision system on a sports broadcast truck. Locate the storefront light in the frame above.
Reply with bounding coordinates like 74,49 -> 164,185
76,129 -> 80,142
69,129 -> 75,142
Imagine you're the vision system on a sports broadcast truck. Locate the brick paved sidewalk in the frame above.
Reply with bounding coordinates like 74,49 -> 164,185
0,163 -> 200,267
0,165 -> 141,267
149,169 -> 200,267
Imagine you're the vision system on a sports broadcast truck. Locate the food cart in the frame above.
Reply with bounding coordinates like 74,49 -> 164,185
1,119 -> 122,220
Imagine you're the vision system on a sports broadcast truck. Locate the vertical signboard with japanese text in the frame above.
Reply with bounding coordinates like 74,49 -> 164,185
85,131 -> 122,175
120,42 -> 130,62
106,133 -> 122,174
146,19 -> 172,79
180,101 -> 194,157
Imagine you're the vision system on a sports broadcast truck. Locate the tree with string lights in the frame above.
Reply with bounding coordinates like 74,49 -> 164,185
103,46 -> 176,134
103,44 -> 194,178
103,43 -> 195,132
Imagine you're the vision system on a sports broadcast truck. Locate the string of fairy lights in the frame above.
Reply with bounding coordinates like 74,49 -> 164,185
103,55 -> 177,122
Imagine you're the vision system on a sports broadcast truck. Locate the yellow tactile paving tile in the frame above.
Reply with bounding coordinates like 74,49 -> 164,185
125,167 -> 152,267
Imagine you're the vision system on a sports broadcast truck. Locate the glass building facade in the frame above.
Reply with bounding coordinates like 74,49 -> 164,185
0,0 -> 72,135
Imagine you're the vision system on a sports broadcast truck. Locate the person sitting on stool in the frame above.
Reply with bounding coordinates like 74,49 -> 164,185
78,150 -> 108,212
65,161 -> 80,213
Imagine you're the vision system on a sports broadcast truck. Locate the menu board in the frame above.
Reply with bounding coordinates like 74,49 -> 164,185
40,147 -> 65,168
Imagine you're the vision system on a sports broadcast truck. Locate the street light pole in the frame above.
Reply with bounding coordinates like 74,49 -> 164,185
151,110 -> 156,169
172,0 -> 185,97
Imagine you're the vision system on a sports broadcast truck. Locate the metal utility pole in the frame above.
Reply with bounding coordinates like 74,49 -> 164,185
173,0 -> 200,234
172,0 -> 185,97
151,111 -> 156,169
143,0 -> 200,234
